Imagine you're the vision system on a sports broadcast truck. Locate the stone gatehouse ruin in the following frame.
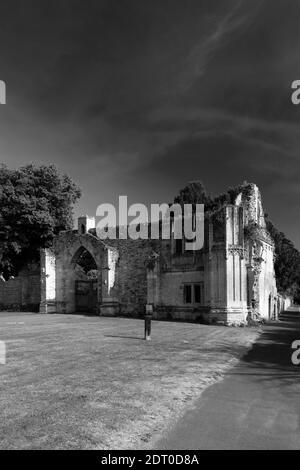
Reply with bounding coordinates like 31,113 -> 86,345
0,183 -> 292,325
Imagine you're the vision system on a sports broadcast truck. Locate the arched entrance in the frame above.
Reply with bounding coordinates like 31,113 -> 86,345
41,230 -> 119,315
71,246 -> 100,314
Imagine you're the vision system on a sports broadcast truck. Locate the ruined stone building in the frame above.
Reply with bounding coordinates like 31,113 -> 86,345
32,182 -> 290,326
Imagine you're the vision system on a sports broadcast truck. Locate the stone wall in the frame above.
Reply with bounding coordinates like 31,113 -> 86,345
0,269 -> 40,311
40,248 -> 56,313
146,233 -> 206,321
257,242 -> 277,319
107,238 -> 159,317
41,230 -> 155,317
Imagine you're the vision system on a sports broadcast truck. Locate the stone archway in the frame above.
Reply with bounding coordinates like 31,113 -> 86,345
71,246 -> 100,314
59,235 -> 105,314
40,231 -> 120,315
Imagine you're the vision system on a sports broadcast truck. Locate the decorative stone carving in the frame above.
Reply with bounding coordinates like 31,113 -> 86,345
228,245 -> 246,258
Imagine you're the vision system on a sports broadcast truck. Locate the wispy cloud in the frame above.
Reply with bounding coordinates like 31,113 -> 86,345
176,0 -> 264,92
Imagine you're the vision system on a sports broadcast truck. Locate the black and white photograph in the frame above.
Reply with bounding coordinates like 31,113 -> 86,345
0,0 -> 300,456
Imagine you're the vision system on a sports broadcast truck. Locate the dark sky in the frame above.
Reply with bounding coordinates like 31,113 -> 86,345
0,0 -> 300,247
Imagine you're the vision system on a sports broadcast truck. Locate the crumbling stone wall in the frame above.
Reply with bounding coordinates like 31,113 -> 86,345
0,268 -> 40,311
38,184 -> 284,323
146,235 -> 206,321
106,238 -> 159,316
147,183 -> 279,326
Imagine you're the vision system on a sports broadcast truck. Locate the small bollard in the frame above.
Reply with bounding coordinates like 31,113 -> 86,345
145,305 -> 153,341
144,313 -> 152,341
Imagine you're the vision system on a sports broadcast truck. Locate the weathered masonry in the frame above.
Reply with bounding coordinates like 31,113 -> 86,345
0,264 -> 40,312
38,183 -> 291,325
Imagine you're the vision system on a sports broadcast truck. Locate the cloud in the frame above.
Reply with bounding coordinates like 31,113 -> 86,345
175,0 -> 264,92
0,0 -> 299,248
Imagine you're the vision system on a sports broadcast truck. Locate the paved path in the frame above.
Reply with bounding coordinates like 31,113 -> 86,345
155,311 -> 300,450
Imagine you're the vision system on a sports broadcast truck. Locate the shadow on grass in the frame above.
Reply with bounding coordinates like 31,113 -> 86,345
104,334 -> 144,341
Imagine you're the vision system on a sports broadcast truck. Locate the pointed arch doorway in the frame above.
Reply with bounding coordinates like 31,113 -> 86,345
41,230 -> 120,315
75,280 -> 98,313
71,246 -> 100,314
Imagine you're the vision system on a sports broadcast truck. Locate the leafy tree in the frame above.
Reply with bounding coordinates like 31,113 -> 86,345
174,180 -> 251,212
174,181 -> 211,208
0,164 -> 81,279
266,219 -> 300,302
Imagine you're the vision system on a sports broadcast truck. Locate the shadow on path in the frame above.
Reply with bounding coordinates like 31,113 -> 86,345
155,314 -> 300,450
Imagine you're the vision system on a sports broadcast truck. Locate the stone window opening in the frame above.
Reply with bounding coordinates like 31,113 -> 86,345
183,283 -> 203,305
184,284 -> 192,304
72,247 -> 98,279
194,284 -> 201,303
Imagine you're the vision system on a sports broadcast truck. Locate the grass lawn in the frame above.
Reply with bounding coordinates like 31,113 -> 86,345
0,312 -> 260,449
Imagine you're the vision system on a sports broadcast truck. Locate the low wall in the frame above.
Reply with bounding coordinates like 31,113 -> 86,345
0,272 -> 40,312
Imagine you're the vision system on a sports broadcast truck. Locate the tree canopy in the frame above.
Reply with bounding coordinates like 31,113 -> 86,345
266,219 -> 300,302
173,180 -> 252,212
0,164 -> 81,279
174,180 -> 210,207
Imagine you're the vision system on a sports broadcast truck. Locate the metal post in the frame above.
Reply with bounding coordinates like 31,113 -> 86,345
144,313 -> 152,341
